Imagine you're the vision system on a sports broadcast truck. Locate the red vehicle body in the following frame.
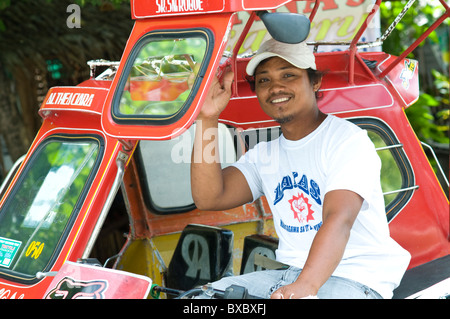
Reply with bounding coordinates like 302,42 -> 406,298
0,0 -> 448,299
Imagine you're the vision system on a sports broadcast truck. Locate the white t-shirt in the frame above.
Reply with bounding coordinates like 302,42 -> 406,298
232,115 -> 411,298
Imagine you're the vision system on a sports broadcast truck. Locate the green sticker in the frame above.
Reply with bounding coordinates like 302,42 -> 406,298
0,237 -> 22,268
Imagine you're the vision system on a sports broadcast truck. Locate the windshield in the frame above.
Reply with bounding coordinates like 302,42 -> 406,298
0,135 -> 102,282
113,30 -> 212,124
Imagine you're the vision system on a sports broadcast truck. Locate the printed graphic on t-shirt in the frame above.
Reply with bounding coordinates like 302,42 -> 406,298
289,193 -> 314,224
274,172 -> 323,234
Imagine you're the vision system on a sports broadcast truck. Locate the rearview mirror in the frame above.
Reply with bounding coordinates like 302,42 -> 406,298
258,11 -> 310,44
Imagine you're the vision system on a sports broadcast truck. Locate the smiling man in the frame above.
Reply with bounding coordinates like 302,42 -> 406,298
190,38 -> 410,299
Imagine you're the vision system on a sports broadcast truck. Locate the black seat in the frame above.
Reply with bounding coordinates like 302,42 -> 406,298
165,224 -> 233,291
393,254 -> 450,299
240,234 -> 279,274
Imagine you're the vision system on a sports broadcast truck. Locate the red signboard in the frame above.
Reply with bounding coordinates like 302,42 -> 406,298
44,262 -> 152,299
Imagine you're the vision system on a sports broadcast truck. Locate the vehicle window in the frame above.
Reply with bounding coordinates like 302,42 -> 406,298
113,29 -> 212,124
0,135 -> 102,282
138,123 -> 236,213
348,118 -> 416,221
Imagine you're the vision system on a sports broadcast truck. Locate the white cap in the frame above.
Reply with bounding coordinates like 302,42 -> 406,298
246,38 -> 316,76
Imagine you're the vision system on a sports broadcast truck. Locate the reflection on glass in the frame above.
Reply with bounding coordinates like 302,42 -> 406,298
119,37 -> 207,117
0,138 -> 100,277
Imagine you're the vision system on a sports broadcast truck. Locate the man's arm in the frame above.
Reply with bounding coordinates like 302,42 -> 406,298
190,70 -> 253,211
271,189 -> 363,299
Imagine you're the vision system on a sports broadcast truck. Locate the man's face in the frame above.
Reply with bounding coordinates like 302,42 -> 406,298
254,57 -> 319,124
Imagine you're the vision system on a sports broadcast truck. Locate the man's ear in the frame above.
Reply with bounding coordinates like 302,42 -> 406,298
313,76 -> 322,92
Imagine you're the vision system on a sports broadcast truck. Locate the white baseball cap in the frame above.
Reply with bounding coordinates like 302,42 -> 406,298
246,38 -> 316,76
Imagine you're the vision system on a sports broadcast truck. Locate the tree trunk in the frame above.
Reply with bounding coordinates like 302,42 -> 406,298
0,68 -> 30,163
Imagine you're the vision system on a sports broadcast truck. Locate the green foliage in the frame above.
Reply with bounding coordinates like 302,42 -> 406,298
0,0 -> 129,10
0,0 -> 130,31
381,1 -> 449,145
405,70 -> 449,144
74,0 -> 129,8
380,0 -> 448,57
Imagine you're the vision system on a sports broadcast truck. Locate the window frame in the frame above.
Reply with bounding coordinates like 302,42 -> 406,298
111,28 -> 214,126
348,117 -> 416,221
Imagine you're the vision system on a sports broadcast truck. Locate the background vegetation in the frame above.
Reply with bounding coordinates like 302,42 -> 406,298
380,0 -> 449,145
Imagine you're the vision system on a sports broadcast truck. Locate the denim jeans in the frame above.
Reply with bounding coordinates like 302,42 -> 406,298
209,266 -> 383,299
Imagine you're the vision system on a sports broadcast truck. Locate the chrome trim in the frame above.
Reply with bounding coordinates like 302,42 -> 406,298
82,151 -> 128,259
421,141 -> 449,188
383,185 -> 419,196
0,154 -> 25,195
376,143 -> 403,151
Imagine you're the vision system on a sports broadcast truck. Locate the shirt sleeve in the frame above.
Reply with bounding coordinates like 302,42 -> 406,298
231,145 -> 264,202
324,130 -> 382,210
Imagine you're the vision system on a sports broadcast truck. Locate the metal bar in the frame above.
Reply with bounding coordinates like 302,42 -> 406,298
439,0 -> 449,11
376,143 -> 403,151
421,141 -> 449,187
349,0 -> 382,50
36,271 -> 58,279
87,59 -> 120,78
231,11 -> 257,94
310,40 -> 382,52
82,151 -> 128,259
308,0 -> 320,23
383,185 -> 419,196
0,154 -> 25,196
348,0 -> 382,84
233,11 -> 257,59
379,0 -> 416,43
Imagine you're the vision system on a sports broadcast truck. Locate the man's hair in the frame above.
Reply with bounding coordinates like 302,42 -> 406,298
245,67 -> 324,100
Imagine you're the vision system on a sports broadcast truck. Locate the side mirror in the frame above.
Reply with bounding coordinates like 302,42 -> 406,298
258,11 -> 310,44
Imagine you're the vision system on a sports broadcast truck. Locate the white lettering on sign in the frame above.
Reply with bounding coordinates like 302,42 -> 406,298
0,288 -> 25,299
181,234 -> 210,280
46,92 -> 94,107
156,0 -> 203,13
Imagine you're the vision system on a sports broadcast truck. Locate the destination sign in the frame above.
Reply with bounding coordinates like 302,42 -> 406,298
40,87 -> 109,114
46,92 -> 95,107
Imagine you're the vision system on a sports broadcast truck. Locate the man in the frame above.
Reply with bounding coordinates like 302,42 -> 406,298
190,38 -> 410,299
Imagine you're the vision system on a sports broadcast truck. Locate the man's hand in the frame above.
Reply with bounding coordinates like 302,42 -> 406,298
198,68 -> 234,120
270,190 -> 363,299
271,281 -> 318,299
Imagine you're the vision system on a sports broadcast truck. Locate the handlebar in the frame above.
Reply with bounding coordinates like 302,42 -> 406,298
151,284 -> 262,299
176,284 -> 262,299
